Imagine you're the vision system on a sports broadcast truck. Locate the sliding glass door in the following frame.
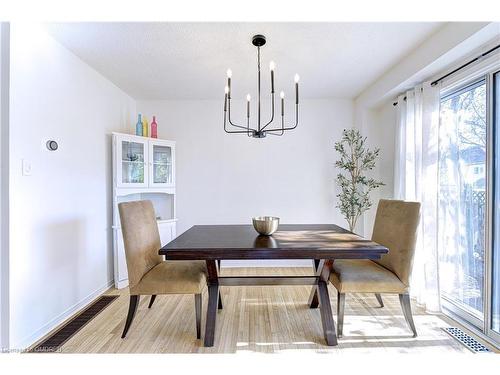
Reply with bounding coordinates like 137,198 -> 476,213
491,71 -> 500,341
439,80 -> 487,325
438,68 -> 500,346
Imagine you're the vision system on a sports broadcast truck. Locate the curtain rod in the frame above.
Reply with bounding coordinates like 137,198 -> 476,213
393,43 -> 500,107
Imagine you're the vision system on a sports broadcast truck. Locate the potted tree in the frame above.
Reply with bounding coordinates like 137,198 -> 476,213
334,129 -> 384,232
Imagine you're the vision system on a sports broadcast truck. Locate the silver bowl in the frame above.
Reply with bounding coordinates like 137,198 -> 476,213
252,216 -> 280,236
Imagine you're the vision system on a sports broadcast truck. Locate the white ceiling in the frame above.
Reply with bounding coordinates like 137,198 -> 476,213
45,22 -> 445,100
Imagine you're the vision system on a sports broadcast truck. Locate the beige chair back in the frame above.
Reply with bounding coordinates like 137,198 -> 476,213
372,199 -> 421,287
118,200 -> 163,290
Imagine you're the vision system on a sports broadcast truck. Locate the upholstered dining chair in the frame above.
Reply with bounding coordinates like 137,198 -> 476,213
118,200 -> 207,339
330,199 -> 421,337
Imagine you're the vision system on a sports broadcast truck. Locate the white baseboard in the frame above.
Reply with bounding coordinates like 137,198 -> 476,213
115,279 -> 128,290
14,279 -> 114,350
220,260 -> 312,268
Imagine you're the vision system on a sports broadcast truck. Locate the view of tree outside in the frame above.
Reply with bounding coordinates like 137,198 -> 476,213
439,81 -> 486,316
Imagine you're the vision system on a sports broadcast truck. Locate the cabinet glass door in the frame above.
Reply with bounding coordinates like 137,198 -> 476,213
121,140 -> 146,185
151,143 -> 173,185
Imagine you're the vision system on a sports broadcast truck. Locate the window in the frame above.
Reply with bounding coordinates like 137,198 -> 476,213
439,80 -> 487,320
492,71 -> 500,337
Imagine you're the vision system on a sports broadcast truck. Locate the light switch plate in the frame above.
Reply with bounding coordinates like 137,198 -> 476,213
22,159 -> 32,176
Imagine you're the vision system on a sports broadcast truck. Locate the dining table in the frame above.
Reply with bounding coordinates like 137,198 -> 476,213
159,224 -> 388,347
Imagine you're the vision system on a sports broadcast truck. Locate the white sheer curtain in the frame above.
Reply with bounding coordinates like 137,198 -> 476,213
394,81 -> 442,312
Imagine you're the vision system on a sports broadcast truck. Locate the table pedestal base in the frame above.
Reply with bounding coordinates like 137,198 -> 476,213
203,259 -> 337,347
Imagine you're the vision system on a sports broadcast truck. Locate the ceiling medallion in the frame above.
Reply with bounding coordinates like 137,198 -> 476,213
223,34 -> 300,138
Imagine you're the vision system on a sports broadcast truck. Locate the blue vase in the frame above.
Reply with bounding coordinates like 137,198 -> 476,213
136,114 -> 143,136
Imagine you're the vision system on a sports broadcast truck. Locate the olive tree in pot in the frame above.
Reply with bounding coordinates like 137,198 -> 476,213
334,129 -> 384,232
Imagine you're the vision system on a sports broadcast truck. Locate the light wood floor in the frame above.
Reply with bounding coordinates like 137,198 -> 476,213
57,268 -> 473,354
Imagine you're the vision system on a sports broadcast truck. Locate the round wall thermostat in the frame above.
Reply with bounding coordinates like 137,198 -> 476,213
46,140 -> 58,151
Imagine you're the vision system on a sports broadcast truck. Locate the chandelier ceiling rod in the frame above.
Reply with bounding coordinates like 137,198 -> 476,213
223,34 -> 300,138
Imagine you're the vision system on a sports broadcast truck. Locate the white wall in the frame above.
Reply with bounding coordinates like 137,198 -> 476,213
355,103 -> 397,237
355,22 -> 492,109
8,24 -> 136,348
0,22 -> 10,349
137,99 -> 354,265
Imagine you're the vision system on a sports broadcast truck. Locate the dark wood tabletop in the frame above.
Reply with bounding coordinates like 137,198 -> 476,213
160,224 -> 388,260
158,223 -> 388,348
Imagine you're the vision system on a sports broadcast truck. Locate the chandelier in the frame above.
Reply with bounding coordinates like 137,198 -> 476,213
223,34 -> 300,138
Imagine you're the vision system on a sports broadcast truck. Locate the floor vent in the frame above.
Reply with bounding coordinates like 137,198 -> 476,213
443,327 -> 490,353
29,295 -> 118,353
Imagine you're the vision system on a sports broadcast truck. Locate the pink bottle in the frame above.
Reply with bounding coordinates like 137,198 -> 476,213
151,116 -> 158,138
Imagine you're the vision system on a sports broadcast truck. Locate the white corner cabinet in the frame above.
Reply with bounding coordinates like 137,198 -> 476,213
112,132 -> 177,289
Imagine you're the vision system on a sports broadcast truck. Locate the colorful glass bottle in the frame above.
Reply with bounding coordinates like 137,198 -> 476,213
151,116 -> 158,138
142,116 -> 149,137
135,114 -> 143,136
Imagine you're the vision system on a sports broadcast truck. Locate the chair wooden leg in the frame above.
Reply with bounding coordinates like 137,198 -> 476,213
195,293 -> 202,339
217,260 -> 223,309
121,295 -> 140,338
218,293 -> 223,310
399,293 -> 417,337
375,293 -> 384,308
337,292 -> 345,337
148,295 -> 157,309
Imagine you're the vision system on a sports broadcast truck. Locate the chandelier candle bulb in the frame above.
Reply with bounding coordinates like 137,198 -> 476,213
246,94 -> 251,118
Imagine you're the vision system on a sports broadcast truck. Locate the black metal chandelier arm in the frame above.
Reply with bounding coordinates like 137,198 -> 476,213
224,121 -> 255,134
260,93 -> 276,131
269,116 -> 285,137
224,105 -> 254,134
227,98 -> 256,131
265,105 -> 299,132
267,115 -> 284,136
